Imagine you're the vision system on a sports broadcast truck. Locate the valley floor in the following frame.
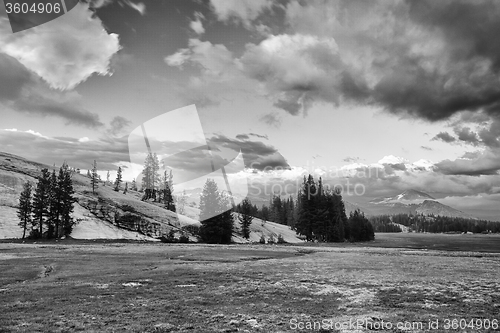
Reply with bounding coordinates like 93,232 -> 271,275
1,234 -> 499,332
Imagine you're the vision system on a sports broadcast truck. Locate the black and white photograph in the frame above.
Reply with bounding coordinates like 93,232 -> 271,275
1,0 -> 499,332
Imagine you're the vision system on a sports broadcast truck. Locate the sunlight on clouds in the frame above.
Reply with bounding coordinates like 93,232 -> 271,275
0,3 -> 121,90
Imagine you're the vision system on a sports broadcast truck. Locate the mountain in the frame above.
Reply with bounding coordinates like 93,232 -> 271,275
370,189 -> 435,205
415,200 -> 475,219
368,189 -> 476,219
0,152 -> 302,242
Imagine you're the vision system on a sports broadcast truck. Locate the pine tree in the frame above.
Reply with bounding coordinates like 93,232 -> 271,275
123,182 -> 128,194
161,170 -> 175,211
32,168 -> 51,238
17,181 -> 32,239
348,210 -> 374,242
90,160 -> 98,194
238,198 -> 253,239
106,170 -> 110,186
47,169 -> 60,239
141,153 -> 161,200
199,179 -> 234,244
59,163 -> 76,237
131,178 -> 137,191
296,175 -> 317,241
114,167 -> 122,191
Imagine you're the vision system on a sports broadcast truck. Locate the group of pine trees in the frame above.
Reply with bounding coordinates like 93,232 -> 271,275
85,154 -> 176,213
219,174 -> 375,243
369,215 -> 404,232
294,175 -> 373,242
18,164 -> 76,239
384,213 -> 500,234
198,179 -> 234,243
141,153 -> 175,211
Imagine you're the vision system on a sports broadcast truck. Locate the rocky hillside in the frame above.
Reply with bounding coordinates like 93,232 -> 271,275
0,152 -> 302,243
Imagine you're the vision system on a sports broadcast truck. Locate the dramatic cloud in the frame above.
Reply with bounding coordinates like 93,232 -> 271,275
454,127 -> 480,145
434,148 -> 500,176
0,53 -> 31,101
208,134 -> 289,171
169,1 -> 500,122
0,54 -> 103,127
0,3 -> 121,90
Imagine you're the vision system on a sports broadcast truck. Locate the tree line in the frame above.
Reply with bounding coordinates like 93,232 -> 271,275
385,213 -> 500,234
368,215 -> 403,232
85,154 -> 176,212
18,163 -> 76,239
224,175 -> 375,243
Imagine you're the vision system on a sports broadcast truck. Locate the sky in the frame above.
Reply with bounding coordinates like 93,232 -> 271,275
1,0 -> 500,220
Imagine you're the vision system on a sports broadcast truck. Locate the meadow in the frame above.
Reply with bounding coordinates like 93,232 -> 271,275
1,233 -> 499,332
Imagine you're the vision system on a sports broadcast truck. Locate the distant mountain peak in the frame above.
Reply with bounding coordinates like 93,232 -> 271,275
398,189 -> 435,200
370,189 -> 434,205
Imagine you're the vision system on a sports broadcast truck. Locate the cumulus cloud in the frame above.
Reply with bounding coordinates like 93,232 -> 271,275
0,3 -> 121,90
164,48 -> 190,68
454,127 -> 480,145
434,148 -> 500,176
169,1 -> 500,122
209,0 -> 272,27
190,12 -> 205,35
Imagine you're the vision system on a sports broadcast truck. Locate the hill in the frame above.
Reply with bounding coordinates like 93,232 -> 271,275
0,152 -> 302,243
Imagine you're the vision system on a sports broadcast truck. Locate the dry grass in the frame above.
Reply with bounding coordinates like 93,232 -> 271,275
1,237 -> 499,332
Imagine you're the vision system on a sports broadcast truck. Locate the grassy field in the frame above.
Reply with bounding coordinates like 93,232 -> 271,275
1,234 -> 500,332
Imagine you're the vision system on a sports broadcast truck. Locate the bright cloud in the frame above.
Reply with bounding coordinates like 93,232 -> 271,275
0,3 -> 121,90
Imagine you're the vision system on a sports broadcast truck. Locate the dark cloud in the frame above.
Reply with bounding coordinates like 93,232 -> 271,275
259,112 -> 281,127
248,132 -> 268,140
0,53 -> 104,128
408,0 -> 500,70
273,98 -> 302,115
236,132 -> 269,141
12,93 -> 104,128
432,132 -> 456,143
208,134 -> 289,171
454,127 -> 479,145
109,116 -> 131,136
478,118 -> 500,148
0,54 -> 31,101
377,0 -> 500,121
0,130 -> 129,170
434,148 -> 500,176
235,134 -> 249,140
420,146 -> 432,151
